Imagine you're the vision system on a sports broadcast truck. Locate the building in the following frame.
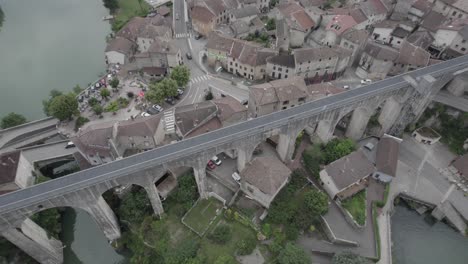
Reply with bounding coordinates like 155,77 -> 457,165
0,151 -> 34,195
408,0 -> 433,22
430,19 -> 468,58
451,154 -> 468,180
371,20 -> 414,49
248,77 -> 344,117
276,2 -> 316,47
432,0 -> 468,20
320,150 -> 375,200
356,41 -> 399,80
373,135 -> 401,183
116,17 -> 147,41
412,127 -> 441,144
323,14 -> 358,46
389,41 -> 431,75
240,156 -> 291,208
206,32 -> 276,80
229,6 -> 258,23
339,29 -> 369,65
191,0 -> 240,36
136,24 -> 172,52
213,96 -> 248,126
134,37 -> 183,71
105,37 -> 137,65
406,30 -> 435,49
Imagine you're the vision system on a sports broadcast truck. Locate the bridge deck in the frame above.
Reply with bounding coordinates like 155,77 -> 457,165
433,91 -> 468,112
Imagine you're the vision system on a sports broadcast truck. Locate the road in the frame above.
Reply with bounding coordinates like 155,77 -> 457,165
433,91 -> 468,112
0,55 -> 467,214
0,117 -> 58,151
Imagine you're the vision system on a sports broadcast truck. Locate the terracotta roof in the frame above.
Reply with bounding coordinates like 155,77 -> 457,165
105,37 -> 135,56
250,77 -> 308,104
324,150 -> 375,190
453,154 -> 468,178
185,116 -> 222,138
421,11 -> 447,32
250,83 -> 279,106
213,95 -> 246,122
146,14 -> 173,27
147,38 -> 179,54
191,5 -> 216,23
175,101 -> 218,137
278,2 -> 315,31
342,29 -> 368,45
326,15 -> 358,35
396,41 -> 430,66
299,0 -> 326,7
138,25 -> 171,39
375,137 -> 400,177
267,55 -> 296,68
117,114 -> 162,137
292,10 -> 316,30
116,17 -> 147,41
156,6 -> 171,16
349,9 -> 368,24
204,0 -> 227,14
294,46 -> 351,64
241,156 -> 291,195
364,41 -> 399,61
0,151 -> 20,185
207,32 -> 236,52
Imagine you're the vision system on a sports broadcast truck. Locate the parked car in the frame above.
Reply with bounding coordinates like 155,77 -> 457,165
95,83 -> 101,89
152,104 -> 163,112
360,79 -> 372,84
231,172 -> 241,183
186,52 -> 192,60
177,89 -> 184,96
78,96 -> 84,103
141,112 -> 151,117
84,90 -> 90,98
146,107 -> 159,115
194,34 -> 202,40
207,160 -> 216,170
343,85 -> 350,89
165,97 -> 175,105
65,141 -> 75,149
211,155 -> 222,166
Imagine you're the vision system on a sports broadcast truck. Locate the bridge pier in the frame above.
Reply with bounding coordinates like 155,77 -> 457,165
237,146 -> 254,172
277,133 -> 295,163
143,183 -> 164,218
193,164 -> 208,199
345,108 -> 371,140
378,98 -> 402,136
2,218 -> 63,264
83,196 -> 121,241
314,120 -> 334,143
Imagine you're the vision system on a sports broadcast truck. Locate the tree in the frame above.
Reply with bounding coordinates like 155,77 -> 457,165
127,91 -> 134,98
146,78 -> 178,103
304,190 -> 329,218
48,93 -> 78,121
214,255 -> 236,264
236,234 -> 257,255
207,224 -> 232,244
170,65 -> 191,87
266,18 -> 276,30
75,116 -> 89,131
93,105 -> 103,116
323,138 -> 356,164
332,251 -> 372,264
102,0 -> 119,13
72,85 -> 83,94
109,78 -> 119,88
0,6 -> 4,29
277,242 -> 311,264
88,97 -> 99,107
42,89 -> 63,116
100,88 -> 111,99
118,188 -> 152,223
1,112 -> 27,129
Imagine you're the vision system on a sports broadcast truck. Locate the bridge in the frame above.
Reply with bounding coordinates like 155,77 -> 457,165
433,91 -> 468,112
1,55 -> 468,263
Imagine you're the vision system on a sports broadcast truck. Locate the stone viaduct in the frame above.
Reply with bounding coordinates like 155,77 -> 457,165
0,55 -> 467,263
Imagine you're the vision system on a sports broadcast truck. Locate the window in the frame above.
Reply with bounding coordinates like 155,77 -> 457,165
286,69 -> 288,73
462,47 -> 466,52
285,75 -> 288,78
299,97 -> 305,102
459,14 -> 463,18
244,66 -> 247,70
283,100 -> 289,105
453,11 -> 457,16
278,67 -> 282,71
235,63 -> 238,66
273,66 -> 276,70
251,69 -> 253,72
282,106 -> 287,110
230,62 -> 232,65
463,40 -> 466,44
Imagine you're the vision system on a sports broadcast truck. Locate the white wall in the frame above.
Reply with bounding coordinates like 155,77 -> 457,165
105,51 -> 126,65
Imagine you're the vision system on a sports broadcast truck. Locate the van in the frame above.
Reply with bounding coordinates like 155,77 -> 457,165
211,155 -> 222,166
231,172 -> 241,183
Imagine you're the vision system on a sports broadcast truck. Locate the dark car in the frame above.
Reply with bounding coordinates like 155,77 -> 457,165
165,97 -> 175,105
194,34 -> 202,40
146,107 -> 159,115
186,52 -> 192,60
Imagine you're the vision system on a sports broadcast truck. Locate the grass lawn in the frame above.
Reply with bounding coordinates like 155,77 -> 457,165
341,191 -> 366,225
183,198 -> 223,236
113,0 -> 151,31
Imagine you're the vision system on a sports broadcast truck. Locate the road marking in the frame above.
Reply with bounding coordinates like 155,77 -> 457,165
175,33 -> 191,38
189,74 -> 210,84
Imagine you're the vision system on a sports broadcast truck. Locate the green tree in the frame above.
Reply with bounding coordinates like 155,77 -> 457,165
102,0 -> 119,13
72,85 -> 83,94
214,255 -> 236,264
0,6 -> 4,29
105,101 -> 120,113
266,18 -> 276,30
332,251 -> 372,264
31,209 -> 62,239
75,116 -> 89,131
100,88 -> 111,99
323,138 -> 356,164
236,234 -> 257,255
118,187 -> 152,223
93,105 -> 103,116
304,189 -> 329,217
109,78 -> 119,88
277,242 -> 311,264
42,89 -> 63,116
88,97 -> 99,107
170,65 -> 191,87
1,112 -> 27,129
48,93 -> 78,121
146,78 -> 178,103
207,224 -> 232,244
302,144 -> 324,178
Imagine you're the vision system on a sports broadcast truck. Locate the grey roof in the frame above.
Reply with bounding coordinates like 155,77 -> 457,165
137,25 -> 171,39
375,137 -> 400,177
250,77 -> 307,104
294,46 -> 351,64
72,122 -> 115,157
407,30 -> 435,49
105,37 -> 135,56
266,55 -> 296,68
0,151 -> 20,186
396,41 -> 430,66
230,20 -> 250,35
392,27 -> 410,38
324,150 -> 375,190
147,38 -> 179,54
175,101 -> 218,137
453,154 -> 468,178
117,115 -> 162,137
421,11 -> 447,32
364,41 -> 399,61
459,25 -> 468,40
231,6 -> 258,19
212,96 -> 246,122
241,156 -> 291,195
342,29 -> 368,45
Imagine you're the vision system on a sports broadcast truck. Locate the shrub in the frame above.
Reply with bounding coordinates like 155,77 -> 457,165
261,223 -> 272,238
284,225 -> 299,241
236,235 -> 256,255
277,242 -> 311,264
88,97 -> 99,107
205,91 -> 213,101
208,225 -> 232,244
74,116 -> 89,131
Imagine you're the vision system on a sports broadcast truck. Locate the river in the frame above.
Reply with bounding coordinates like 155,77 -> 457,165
0,0 -> 128,263
392,205 -> 468,264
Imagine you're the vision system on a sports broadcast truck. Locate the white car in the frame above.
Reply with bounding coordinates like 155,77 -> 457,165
361,79 -> 372,84
232,172 -> 241,183
141,112 -> 150,117
343,85 -> 350,89
211,155 -> 222,166
152,104 -> 163,111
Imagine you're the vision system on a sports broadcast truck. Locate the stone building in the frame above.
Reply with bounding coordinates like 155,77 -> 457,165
105,37 -> 137,65
339,29 -> 369,65
320,150 -> 375,200
134,37 -> 183,72
276,2 -> 316,47
0,151 -> 34,195
408,0 -> 433,22
371,20 -> 414,49
240,156 -> 291,208
191,0 -> 240,36
356,41 -> 399,80
430,19 -> 468,58
136,24 -> 172,53
431,0 -> 468,20
389,41 -> 431,75
373,135 -> 401,183
412,127 -> 441,144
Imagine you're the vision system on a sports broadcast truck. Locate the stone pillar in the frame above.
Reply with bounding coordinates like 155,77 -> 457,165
84,196 -> 121,241
193,164 -> 208,199
237,146 -> 254,172
277,133 -> 295,163
378,98 -> 402,136
143,183 -> 164,218
315,120 -> 334,143
345,108 -> 371,140
446,73 -> 468,97
2,218 -> 63,264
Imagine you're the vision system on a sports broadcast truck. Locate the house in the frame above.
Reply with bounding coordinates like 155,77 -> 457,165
412,127 -> 441,144
136,24 -> 172,52
306,82 -> 345,101
451,154 -> 468,180
238,0 -> 270,13
440,22 -> 468,59
320,150 -> 375,200
212,96 -> 248,126
371,20 -> 414,49
134,37 -> 183,70
0,151 -> 34,195
206,32 -> 276,80
277,2 -> 316,47
105,37 -> 137,65
191,0 -> 239,36
230,18 -> 264,38
406,30 -> 435,49
373,135 -> 401,183
432,0 -> 468,20
339,29 -> 369,64
323,14 -> 358,46
389,41 -> 431,75
408,0 -> 433,22
359,0 -> 389,26
240,156 -> 291,208
355,41 -> 399,80
430,19 -> 468,58
229,6 -> 258,23
420,10 -> 448,34
156,5 -> 171,17
175,101 -> 221,138
116,17 -> 147,41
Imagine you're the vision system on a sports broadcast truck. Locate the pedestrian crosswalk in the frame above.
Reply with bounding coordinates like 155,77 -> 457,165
189,75 -> 210,84
175,33 -> 191,38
